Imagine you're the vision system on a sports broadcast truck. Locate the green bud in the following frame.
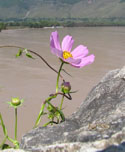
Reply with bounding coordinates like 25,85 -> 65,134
11,98 -> 21,106
8,97 -> 24,108
61,81 -> 71,93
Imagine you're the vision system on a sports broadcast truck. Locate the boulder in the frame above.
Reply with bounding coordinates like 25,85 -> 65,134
20,66 -> 125,152
0,149 -> 27,152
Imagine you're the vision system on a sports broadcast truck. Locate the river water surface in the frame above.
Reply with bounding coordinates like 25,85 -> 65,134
0,27 -> 125,142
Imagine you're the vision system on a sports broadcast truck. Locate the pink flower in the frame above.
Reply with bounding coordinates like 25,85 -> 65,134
50,31 -> 95,68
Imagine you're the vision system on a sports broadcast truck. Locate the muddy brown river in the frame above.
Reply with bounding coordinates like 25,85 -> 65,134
0,27 -> 125,142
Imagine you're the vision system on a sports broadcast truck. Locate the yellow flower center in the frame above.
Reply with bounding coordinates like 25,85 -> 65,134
63,51 -> 73,60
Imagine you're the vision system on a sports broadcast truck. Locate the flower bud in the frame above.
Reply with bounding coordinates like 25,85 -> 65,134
61,81 -> 71,93
11,98 -> 21,106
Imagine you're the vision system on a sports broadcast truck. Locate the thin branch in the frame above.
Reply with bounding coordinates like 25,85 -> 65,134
56,92 -> 72,100
62,69 -> 72,77
43,121 -> 58,127
49,92 -> 72,100
0,45 -> 63,80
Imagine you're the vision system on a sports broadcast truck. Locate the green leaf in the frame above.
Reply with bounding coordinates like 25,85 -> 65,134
69,90 -> 78,94
48,113 -> 54,120
47,105 -> 53,112
26,53 -> 34,59
16,49 -> 23,58
1,144 -> 11,150
55,111 -> 60,117
0,113 -> 8,136
43,112 -> 47,115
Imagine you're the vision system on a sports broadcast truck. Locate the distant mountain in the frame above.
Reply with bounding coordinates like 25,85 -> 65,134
0,0 -> 125,19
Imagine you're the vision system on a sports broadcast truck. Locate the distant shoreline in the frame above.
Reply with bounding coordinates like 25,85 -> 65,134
1,25 -> 125,32
1,18 -> 125,31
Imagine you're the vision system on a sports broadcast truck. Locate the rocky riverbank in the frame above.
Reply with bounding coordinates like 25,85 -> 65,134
1,66 -> 125,152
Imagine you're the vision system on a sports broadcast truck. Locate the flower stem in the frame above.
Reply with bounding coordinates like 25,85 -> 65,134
34,94 -> 57,128
60,95 -> 64,110
0,136 -> 7,149
34,103 -> 46,128
7,136 -> 19,149
0,45 -> 63,79
56,62 -> 64,93
0,113 -> 19,148
15,108 -> 17,141
0,113 -> 7,136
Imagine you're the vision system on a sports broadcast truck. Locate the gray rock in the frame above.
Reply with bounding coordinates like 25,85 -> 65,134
20,66 -> 125,152
0,149 -> 28,152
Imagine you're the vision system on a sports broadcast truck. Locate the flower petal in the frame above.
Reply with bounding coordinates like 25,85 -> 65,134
50,47 -> 63,58
65,57 -> 81,65
72,54 -> 95,68
61,35 -> 74,52
71,45 -> 89,59
50,31 -> 61,50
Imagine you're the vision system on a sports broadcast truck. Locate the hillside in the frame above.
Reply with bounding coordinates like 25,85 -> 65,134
0,0 -> 125,19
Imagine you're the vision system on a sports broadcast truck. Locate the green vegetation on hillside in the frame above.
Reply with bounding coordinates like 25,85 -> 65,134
7,20 -> 61,28
0,0 -> 82,8
1,18 -> 124,29
0,22 -> 6,32
0,0 -> 125,19
0,0 -> 34,8
120,0 -> 125,2
56,0 -> 82,4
